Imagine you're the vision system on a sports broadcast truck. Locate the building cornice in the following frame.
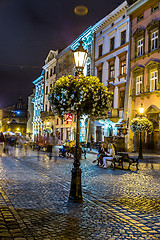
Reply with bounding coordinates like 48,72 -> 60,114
43,58 -> 57,70
118,21 -> 128,30
56,26 -> 93,59
107,29 -> 117,37
97,37 -> 104,44
93,1 -> 128,32
127,0 -> 149,15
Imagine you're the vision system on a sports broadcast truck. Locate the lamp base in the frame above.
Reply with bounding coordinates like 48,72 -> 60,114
69,167 -> 82,201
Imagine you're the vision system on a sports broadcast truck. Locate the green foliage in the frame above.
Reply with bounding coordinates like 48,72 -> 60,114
130,117 -> 153,133
49,75 -> 113,119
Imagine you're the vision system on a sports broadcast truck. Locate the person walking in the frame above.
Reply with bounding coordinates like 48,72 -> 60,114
4,134 -> 10,155
0,132 -> 4,157
8,135 -> 16,157
90,135 -> 94,152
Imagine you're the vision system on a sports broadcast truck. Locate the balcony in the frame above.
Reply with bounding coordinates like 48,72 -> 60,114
108,108 -> 119,119
41,111 -> 55,118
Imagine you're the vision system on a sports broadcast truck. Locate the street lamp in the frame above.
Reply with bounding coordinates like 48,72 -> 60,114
73,41 -> 88,75
69,41 -> 88,201
138,103 -> 144,159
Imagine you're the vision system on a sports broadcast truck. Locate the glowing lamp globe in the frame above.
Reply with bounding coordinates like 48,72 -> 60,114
73,41 -> 88,72
139,104 -> 144,115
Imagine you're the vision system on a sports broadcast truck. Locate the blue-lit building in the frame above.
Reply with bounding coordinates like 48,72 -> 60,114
32,70 -> 45,141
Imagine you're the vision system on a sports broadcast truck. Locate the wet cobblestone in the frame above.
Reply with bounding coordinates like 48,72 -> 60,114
0,150 -> 159,239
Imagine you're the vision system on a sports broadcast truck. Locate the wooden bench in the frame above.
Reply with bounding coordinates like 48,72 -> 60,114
114,152 -> 139,170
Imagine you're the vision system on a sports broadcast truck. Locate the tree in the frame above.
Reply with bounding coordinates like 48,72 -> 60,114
49,74 -> 113,119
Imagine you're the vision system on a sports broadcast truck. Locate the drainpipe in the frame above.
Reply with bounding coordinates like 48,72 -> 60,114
124,18 -> 131,121
123,17 -> 131,150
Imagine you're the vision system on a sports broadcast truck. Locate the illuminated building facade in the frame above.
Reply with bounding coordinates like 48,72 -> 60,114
41,50 -> 58,140
32,70 -> 45,141
26,93 -> 34,139
127,0 -> 160,152
1,97 -> 27,135
93,1 -> 129,142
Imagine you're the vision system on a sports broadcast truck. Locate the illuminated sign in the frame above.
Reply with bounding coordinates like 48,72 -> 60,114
66,114 -> 72,122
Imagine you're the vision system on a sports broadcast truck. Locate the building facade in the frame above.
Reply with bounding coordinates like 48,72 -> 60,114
1,97 -> 28,135
127,0 -> 160,152
40,50 -> 58,141
26,93 -> 34,139
32,70 -> 45,141
93,1 -> 129,143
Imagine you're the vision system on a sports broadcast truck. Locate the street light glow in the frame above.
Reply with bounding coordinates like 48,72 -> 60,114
73,41 -> 88,72
139,104 -> 144,114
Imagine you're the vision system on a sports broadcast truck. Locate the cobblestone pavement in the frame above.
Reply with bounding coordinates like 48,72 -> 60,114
0,148 -> 159,239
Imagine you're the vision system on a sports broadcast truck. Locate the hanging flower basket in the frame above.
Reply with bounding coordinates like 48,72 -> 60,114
43,127 -> 53,134
49,74 -> 113,119
130,117 -> 153,133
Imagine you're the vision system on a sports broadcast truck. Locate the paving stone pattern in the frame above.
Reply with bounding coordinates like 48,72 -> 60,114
0,149 -> 159,239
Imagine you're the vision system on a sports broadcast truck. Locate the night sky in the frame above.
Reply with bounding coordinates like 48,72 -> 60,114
0,0 -> 124,108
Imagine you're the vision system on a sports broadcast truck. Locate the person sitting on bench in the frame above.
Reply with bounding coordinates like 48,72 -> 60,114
102,143 -> 115,168
93,143 -> 106,166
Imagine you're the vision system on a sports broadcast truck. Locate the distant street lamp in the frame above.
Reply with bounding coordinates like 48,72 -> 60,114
69,41 -> 88,201
138,103 -> 144,159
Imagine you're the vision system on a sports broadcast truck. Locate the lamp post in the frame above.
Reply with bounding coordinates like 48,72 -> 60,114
69,41 -> 88,201
138,103 -> 144,159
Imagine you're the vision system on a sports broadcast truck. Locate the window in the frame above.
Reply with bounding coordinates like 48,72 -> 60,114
60,128 -> 63,140
98,44 -> 103,57
110,37 -> 115,51
87,44 -> 91,54
87,63 -> 91,76
53,66 -> 56,74
97,69 -> 102,82
152,3 -> 159,13
50,68 -> 52,77
136,75 -> 142,94
150,70 -> 158,91
46,71 -> 48,79
119,91 -> 125,108
46,104 -> 48,112
120,60 -> 126,75
110,65 -> 115,79
100,31 -> 102,35
137,38 -> 144,57
61,118 -> 63,124
45,86 -> 48,95
111,22 -> 114,27
56,118 -> 59,125
137,14 -> 143,22
122,15 -> 125,19
151,30 -> 158,51
121,30 -> 126,45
